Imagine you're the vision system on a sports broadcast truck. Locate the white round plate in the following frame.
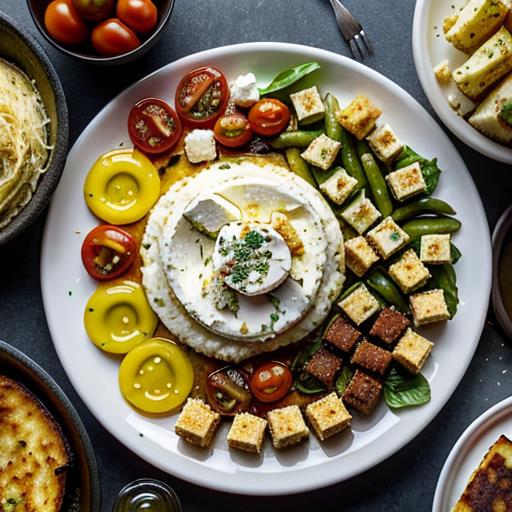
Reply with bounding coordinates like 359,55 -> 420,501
413,0 -> 512,164
433,397 -> 512,511
41,42 -> 491,495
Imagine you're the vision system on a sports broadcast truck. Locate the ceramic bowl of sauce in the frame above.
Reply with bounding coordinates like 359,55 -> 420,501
112,479 -> 182,512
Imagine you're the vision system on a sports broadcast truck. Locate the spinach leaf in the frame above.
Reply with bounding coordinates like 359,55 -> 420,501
335,367 -> 353,396
395,146 -> 442,195
259,62 -> 321,96
291,337 -> 322,372
426,264 -> 459,317
384,368 -> 430,409
294,374 -> 326,395
409,239 -> 462,265
500,99 -> 512,126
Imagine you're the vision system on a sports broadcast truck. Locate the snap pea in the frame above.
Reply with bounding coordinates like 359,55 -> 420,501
338,218 -> 358,241
340,128 -> 367,189
392,197 -> 456,223
324,93 -> 343,143
366,269 -> 409,313
269,130 -> 323,149
402,217 -> 462,239
285,148 -> 317,187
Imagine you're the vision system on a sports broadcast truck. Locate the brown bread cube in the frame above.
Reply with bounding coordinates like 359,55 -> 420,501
306,347 -> 342,388
342,370 -> 383,415
351,340 -> 392,376
323,316 -> 361,352
369,307 -> 411,344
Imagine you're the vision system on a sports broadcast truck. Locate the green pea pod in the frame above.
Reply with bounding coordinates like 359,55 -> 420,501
338,218 -> 358,241
270,130 -> 323,149
340,128 -> 367,189
366,269 -> 409,313
392,197 -> 456,223
324,93 -> 343,143
285,148 -> 317,187
259,62 -> 321,96
402,217 -> 462,240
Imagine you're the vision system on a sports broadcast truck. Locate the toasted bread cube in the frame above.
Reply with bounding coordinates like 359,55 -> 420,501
433,59 -> 452,85
366,217 -> 410,260
369,307 -> 411,344
388,249 -> 431,293
267,405 -> 309,449
290,86 -> 325,124
386,163 -> 426,202
366,124 -> 404,164
393,328 -> 433,374
301,133 -> 341,171
341,192 -> 381,234
306,347 -> 343,388
319,168 -> 358,205
345,236 -> 379,277
342,370 -> 383,416
305,392 -> 352,441
410,289 -> 450,326
420,234 -> 451,264
175,398 -> 221,448
336,95 -> 382,140
339,284 -> 380,325
323,315 -> 361,352
351,340 -> 392,376
227,413 -> 267,454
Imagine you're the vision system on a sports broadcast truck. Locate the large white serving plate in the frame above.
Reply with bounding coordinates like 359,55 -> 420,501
41,43 -> 491,495
433,397 -> 512,511
413,0 -> 512,164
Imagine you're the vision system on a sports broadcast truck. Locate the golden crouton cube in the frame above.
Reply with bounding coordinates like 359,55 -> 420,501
227,413 -> 267,454
175,398 -> 221,448
305,392 -> 352,441
388,249 -> 431,293
420,234 -> 451,264
339,284 -> 380,325
267,405 -> 309,449
410,289 -> 451,326
433,60 -> 452,85
392,328 -> 433,374
271,211 -> 304,256
345,236 -> 379,277
336,95 -> 382,140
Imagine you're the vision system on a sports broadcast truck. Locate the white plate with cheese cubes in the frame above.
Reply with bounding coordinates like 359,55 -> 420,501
413,0 -> 512,164
41,42 -> 491,495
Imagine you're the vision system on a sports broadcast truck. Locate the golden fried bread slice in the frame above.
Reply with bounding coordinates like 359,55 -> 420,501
0,375 -> 70,512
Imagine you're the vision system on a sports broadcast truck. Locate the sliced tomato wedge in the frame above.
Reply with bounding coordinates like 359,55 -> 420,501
213,112 -> 253,147
248,98 -> 290,137
249,361 -> 292,403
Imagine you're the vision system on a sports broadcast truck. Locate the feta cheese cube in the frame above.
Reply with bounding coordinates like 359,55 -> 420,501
305,392 -> 351,441
345,236 -> 379,277
339,284 -> 380,325
366,124 -> 404,163
174,398 -> 221,448
420,234 -> 452,264
386,163 -> 426,201
184,129 -> 217,164
410,289 -> 451,326
319,168 -> 358,205
433,59 -> 452,85
366,217 -> 410,260
229,73 -> 260,107
227,413 -> 267,454
388,249 -> 431,293
290,86 -> 326,124
336,95 -> 382,140
392,328 -> 433,374
341,192 -> 381,234
301,133 -> 341,170
267,405 -> 309,449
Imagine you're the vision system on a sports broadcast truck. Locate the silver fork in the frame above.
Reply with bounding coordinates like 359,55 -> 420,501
328,0 -> 373,61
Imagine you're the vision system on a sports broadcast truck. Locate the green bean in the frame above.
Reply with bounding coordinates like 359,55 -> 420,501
338,218 -> 358,241
391,197 -> 456,223
324,93 -> 343,143
366,269 -> 409,313
340,128 -> 367,189
269,130 -> 323,149
285,148 -> 317,187
402,217 -> 462,239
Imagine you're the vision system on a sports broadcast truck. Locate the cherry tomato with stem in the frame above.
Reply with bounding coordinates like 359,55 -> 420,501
44,0 -> 88,46
213,112 -> 253,148
117,0 -> 158,34
91,18 -> 140,57
250,361 -> 292,403
248,98 -> 291,137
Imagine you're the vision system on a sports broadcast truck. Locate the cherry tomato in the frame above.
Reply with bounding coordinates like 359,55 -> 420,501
91,18 -> 140,56
248,99 -> 291,137
213,112 -> 253,148
44,0 -> 88,46
117,0 -> 158,34
81,225 -> 136,280
175,67 -> 230,128
206,368 -> 252,415
72,0 -> 114,21
128,98 -> 182,154
250,362 -> 292,403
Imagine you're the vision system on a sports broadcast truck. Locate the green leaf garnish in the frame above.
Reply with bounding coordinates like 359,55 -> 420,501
384,368 -> 430,409
499,99 -> 512,126
395,146 -> 442,195
259,62 -> 321,96
335,367 -> 353,396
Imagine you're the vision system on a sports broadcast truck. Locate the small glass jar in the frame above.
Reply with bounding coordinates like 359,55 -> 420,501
112,479 -> 182,512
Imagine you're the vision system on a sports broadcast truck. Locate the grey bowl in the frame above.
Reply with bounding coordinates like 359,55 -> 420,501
0,12 -> 68,247
27,0 -> 175,65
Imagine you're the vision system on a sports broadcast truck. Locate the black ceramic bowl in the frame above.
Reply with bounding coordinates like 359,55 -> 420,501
27,0 -> 175,65
0,12 -> 68,247
0,340 -> 100,511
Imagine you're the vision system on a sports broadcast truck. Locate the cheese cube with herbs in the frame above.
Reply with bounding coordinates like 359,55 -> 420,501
267,405 -> 309,449
301,133 -> 341,171
339,284 -> 380,325
319,168 -> 358,205
290,86 -> 326,124
433,59 -> 452,84
386,163 -> 427,201
227,413 -> 267,454
336,95 -> 382,140
410,289 -> 451,326
184,129 -> 217,163
341,193 -> 381,234
393,328 -> 433,374
366,124 -> 404,164
305,392 -> 352,441
388,249 -> 431,293
420,234 -> 451,264
366,217 -> 410,260
174,398 -> 221,448
345,236 -> 379,277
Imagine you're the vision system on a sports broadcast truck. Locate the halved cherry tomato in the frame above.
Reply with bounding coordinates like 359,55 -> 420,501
117,0 -> 158,34
206,367 -> 252,415
248,99 -> 290,137
175,67 -> 229,128
81,225 -> 136,280
213,112 -> 253,148
250,362 -> 292,403
128,98 -> 182,154
91,18 -> 140,56
44,0 -> 88,46
72,0 -> 115,21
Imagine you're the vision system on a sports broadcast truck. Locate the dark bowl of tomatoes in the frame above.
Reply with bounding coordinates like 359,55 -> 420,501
26,0 -> 175,65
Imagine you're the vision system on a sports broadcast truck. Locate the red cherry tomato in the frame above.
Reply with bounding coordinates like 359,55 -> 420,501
206,368 -> 252,415
248,99 -> 291,137
128,98 -> 182,154
213,112 -> 253,148
44,0 -> 88,46
175,67 -> 230,128
91,18 -> 140,56
249,362 -> 292,403
72,0 -> 115,21
116,0 -> 158,34
81,225 -> 136,281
